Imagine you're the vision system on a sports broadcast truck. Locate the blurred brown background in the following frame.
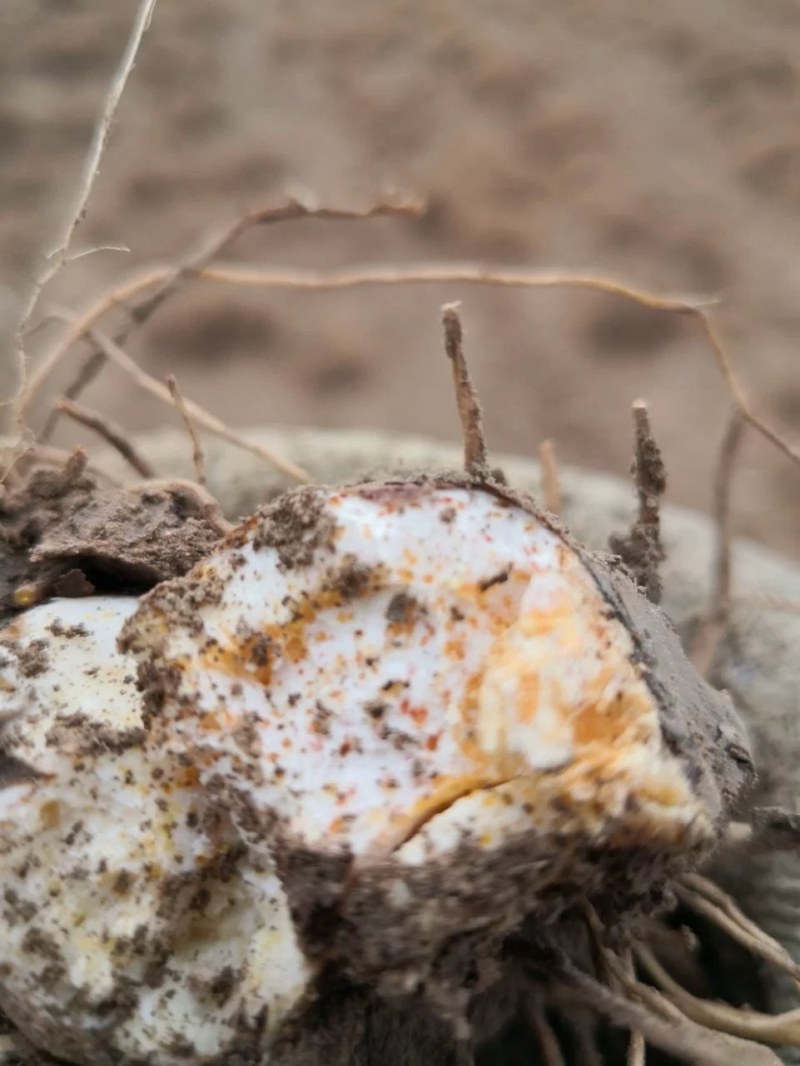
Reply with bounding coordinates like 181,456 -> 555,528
1,0 -> 799,557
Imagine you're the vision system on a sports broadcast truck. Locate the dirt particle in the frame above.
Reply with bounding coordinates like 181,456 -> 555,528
20,928 -> 61,961
312,701 -> 332,737
46,618 -> 89,639
14,639 -> 50,678
478,565 -> 512,592
386,591 -> 419,626
327,556 -> 383,603
251,487 -> 337,570
112,869 -> 135,895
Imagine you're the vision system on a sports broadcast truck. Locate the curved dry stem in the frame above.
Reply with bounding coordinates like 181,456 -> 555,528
636,943 -> 800,1045
201,260 -> 709,309
690,409 -> 746,674
166,374 -> 206,485
0,444 -> 121,488
18,198 -> 423,437
575,904 -> 794,1060
10,0 -> 159,438
554,965 -> 782,1066
622,949 -> 646,1066
195,260 -> 796,470
696,314 -> 798,466
64,320 -> 310,483
524,997 -> 567,1066
55,397 -> 155,479
12,251 -> 798,489
12,271 -> 158,433
677,874 -> 800,986
627,1028 -> 646,1066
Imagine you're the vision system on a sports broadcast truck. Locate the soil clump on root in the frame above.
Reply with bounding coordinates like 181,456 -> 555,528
0,450 -> 228,623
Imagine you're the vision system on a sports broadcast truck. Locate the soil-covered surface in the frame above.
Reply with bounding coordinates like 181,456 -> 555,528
2,0 -> 800,557
0,450 -> 229,621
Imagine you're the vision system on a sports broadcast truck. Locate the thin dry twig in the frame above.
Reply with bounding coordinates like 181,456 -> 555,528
712,411 -> 746,614
199,261 -> 711,308
635,943 -> 800,1045
25,198 -> 423,440
631,1023 -> 648,1066
55,397 -> 155,479
691,410 -> 746,674
627,1026 -> 646,1066
677,873 -> 800,985
191,260 -> 800,470
76,324 -> 310,483
555,965 -> 781,1066
10,0 -> 159,436
441,302 -> 488,473
622,950 -> 646,1066
525,996 -> 567,1066
581,907 -> 795,1058
0,443 -> 119,487
696,314 -> 797,466
609,400 -> 666,603
64,243 -> 130,264
586,914 -> 644,1062
16,256 -> 799,480
166,374 -> 206,485
538,439 -> 561,515
682,873 -> 785,935
582,903 -> 616,991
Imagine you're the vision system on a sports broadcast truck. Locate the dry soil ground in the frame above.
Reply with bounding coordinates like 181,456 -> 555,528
1,0 -> 799,556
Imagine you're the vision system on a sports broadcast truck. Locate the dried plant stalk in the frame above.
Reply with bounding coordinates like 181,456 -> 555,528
691,410 -> 746,674
635,943 -> 800,1044
11,0 -> 159,438
55,398 -> 155,479
555,966 -> 782,1066
166,374 -> 206,485
678,874 -> 800,985
23,199 -> 422,439
538,439 -> 561,515
525,997 -> 567,1066
14,254 -> 797,485
441,302 -> 488,473
71,322 -> 310,483
194,259 -> 799,470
